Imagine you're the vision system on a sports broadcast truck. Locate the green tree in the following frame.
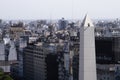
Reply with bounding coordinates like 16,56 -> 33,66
0,70 -> 13,80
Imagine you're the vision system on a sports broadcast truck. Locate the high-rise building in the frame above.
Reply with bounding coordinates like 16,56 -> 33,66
95,37 -> 120,80
95,37 -> 120,64
73,36 -> 120,80
23,42 -> 66,80
58,18 -> 68,30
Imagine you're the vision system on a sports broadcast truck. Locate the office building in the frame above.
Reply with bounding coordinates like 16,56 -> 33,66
23,42 -> 66,80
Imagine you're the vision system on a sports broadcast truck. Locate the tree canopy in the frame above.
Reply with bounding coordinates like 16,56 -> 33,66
0,70 -> 13,80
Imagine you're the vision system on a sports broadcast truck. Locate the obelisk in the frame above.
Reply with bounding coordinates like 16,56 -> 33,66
79,14 -> 97,80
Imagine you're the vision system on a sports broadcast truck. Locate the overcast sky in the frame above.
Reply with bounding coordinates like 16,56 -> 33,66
0,0 -> 120,20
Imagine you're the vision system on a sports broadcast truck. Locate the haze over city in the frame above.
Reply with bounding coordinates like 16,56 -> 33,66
1,0 -> 120,80
0,0 -> 120,20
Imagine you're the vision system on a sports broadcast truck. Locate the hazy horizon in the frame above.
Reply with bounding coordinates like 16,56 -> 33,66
0,0 -> 120,20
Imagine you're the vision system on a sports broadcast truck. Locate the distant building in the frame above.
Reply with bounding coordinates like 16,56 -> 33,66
10,23 -> 24,40
58,18 -> 68,30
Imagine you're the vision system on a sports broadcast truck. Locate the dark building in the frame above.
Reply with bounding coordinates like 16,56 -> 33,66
23,42 -> 65,80
23,43 -> 34,80
46,54 -> 58,80
58,18 -> 68,30
95,37 -> 115,64
72,37 -> 120,80
95,37 -> 120,64
72,55 -> 79,80
46,52 -> 65,80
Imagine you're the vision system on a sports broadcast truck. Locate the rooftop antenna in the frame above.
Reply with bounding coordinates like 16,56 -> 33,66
49,13 -> 52,23
49,2 -> 53,22
71,0 -> 74,20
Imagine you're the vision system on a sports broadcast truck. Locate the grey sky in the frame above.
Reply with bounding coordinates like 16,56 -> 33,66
0,0 -> 120,19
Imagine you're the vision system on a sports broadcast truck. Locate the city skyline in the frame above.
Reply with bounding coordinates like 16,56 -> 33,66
0,0 -> 120,20
1,13 -> 120,80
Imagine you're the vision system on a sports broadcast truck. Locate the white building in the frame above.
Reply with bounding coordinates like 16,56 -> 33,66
8,41 -> 17,61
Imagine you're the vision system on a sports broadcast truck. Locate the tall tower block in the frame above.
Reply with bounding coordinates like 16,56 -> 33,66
79,14 -> 97,80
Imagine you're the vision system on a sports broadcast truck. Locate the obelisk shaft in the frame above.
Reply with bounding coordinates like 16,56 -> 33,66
79,14 -> 97,80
